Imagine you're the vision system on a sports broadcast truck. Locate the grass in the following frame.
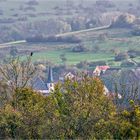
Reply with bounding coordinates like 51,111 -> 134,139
30,49 -> 114,65
22,27 -> 140,68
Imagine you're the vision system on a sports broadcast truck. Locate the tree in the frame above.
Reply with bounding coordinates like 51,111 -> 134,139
108,101 -> 140,139
10,47 -> 18,58
131,26 -> 140,36
72,44 -> 88,52
0,88 -> 48,139
60,53 -> 67,65
121,59 -> 137,67
0,56 -> 36,91
50,77 -> 116,139
110,14 -> 136,28
12,88 -> 47,139
0,104 -> 23,139
76,60 -> 89,69
0,82 -> 12,108
115,52 -> 129,61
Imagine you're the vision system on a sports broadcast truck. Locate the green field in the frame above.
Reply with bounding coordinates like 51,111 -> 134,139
1,27 -> 139,68
21,28 -> 140,68
30,50 -> 114,64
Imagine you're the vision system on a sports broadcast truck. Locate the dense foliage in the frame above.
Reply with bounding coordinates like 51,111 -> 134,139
0,77 -> 140,139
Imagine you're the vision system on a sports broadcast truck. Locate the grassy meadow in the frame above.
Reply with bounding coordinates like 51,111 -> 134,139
22,28 -> 140,68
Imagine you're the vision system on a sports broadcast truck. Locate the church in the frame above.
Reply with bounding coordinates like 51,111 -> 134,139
33,67 -> 54,96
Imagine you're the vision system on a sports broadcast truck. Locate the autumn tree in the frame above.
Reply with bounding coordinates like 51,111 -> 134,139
0,73 -> 140,139
48,76 -> 140,139
0,56 -> 36,91
0,82 -> 12,107
49,76 -> 116,139
0,88 -> 48,139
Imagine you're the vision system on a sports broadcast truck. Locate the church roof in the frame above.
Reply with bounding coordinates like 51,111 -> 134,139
32,77 -> 49,91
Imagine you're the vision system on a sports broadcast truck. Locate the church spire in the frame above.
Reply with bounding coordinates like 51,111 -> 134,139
47,66 -> 53,83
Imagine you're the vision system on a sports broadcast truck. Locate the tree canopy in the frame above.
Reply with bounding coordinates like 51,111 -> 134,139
0,76 -> 140,139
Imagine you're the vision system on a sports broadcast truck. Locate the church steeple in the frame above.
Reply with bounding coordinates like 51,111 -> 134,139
47,66 -> 53,83
46,66 -> 54,93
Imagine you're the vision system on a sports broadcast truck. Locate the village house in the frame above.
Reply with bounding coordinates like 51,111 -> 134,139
93,65 -> 110,76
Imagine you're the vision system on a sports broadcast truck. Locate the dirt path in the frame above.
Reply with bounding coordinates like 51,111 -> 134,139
56,25 -> 110,37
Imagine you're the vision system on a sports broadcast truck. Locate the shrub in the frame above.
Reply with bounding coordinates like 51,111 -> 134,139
131,27 -> 140,36
115,52 -> 129,61
72,44 -> 88,52
121,60 -> 137,67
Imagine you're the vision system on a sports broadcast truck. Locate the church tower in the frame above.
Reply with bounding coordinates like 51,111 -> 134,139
46,66 -> 54,92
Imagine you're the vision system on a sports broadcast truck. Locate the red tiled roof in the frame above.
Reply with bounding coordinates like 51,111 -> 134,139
97,66 -> 110,71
